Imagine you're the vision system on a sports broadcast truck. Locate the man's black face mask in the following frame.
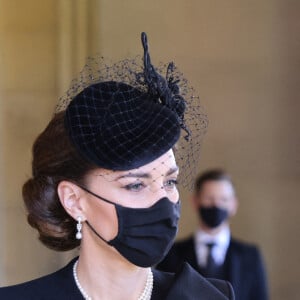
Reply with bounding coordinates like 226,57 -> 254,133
199,206 -> 229,228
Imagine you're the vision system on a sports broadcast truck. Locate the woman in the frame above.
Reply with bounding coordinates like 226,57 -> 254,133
0,33 -> 234,299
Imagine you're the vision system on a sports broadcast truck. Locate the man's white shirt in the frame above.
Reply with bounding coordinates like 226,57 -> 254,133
194,225 -> 230,267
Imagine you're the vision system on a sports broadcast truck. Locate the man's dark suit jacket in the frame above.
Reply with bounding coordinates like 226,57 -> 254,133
0,257 -> 235,299
157,237 -> 268,300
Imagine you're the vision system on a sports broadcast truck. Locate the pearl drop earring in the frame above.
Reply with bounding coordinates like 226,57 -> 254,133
76,216 -> 82,240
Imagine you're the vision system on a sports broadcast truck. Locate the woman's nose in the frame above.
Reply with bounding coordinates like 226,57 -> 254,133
150,184 -> 179,205
150,182 -> 167,196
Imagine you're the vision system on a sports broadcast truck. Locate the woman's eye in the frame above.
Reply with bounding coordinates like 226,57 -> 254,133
164,179 -> 178,189
124,182 -> 145,192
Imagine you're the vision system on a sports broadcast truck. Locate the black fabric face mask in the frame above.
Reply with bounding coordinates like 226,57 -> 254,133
199,206 -> 228,228
80,186 -> 180,267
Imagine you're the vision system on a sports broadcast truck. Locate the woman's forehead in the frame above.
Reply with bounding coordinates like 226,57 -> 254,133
92,149 -> 178,180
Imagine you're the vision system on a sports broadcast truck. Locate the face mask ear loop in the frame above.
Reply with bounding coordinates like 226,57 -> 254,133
85,221 -> 110,243
78,185 -> 116,205
78,185 -> 119,243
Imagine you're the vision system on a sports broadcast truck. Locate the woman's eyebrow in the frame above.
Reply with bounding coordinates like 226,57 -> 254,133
166,166 -> 179,176
115,165 -> 179,180
115,172 -> 151,180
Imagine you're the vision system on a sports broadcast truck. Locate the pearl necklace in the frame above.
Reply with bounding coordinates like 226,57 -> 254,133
73,260 -> 153,300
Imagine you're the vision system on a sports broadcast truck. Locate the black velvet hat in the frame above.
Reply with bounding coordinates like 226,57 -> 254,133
65,80 -> 180,170
59,32 -> 208,189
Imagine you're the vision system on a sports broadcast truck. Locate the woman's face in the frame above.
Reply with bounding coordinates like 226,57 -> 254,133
81,149 -> 179,241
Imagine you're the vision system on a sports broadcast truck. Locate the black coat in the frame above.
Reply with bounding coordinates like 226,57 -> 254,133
0,257 -> 234,299
157,237 -> 268,300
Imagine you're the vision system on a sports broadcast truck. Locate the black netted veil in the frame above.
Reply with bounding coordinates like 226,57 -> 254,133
56,32 -> 208,190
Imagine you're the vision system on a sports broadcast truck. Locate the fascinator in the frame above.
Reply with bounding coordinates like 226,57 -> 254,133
57,32 -> 208,190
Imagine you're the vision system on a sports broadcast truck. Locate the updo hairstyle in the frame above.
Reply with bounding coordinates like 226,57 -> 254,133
22,112 -> 97,251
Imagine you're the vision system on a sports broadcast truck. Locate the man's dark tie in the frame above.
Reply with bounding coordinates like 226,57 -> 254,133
204,242 -> 217,277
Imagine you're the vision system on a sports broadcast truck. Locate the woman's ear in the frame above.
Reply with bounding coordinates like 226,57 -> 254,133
57,181 -> 86,221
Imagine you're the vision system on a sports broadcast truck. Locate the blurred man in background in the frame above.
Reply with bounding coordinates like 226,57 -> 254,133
157,169 -> 268,300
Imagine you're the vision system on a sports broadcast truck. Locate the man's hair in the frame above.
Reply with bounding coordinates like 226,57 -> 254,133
194,169 -> 233,194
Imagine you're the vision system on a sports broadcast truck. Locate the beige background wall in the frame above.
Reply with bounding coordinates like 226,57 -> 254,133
0,1 -> 299,299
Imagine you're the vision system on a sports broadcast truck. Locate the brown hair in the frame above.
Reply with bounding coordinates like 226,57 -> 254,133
22,112 -> 97,251
194,169 -> 233,195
